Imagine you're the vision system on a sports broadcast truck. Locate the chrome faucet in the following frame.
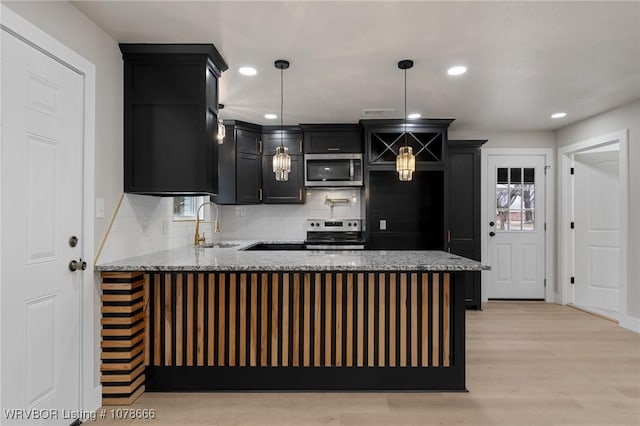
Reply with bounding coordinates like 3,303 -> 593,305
194,201 -> 220,245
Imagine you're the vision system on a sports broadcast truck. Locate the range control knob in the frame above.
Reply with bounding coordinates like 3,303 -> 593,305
348,223 -> 352,227
316,222 -> 320,227
310,223 -> 315,227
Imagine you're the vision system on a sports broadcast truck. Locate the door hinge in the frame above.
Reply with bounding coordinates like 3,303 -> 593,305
570,221 -> 575,229
570,167 -> 575,175
544,222 -> 547,231
570,276 -> 575,284
544,278 -> 547,288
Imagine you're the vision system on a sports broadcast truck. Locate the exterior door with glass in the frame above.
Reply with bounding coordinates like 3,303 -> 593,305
487,155 -> 546,299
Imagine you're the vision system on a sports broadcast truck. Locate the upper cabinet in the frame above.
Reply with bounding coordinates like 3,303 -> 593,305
120,44 -> 228,195
213,120 -> 263,205
261,127 -> 305,204
361,119 -> 453,166
300,124 -> 362,153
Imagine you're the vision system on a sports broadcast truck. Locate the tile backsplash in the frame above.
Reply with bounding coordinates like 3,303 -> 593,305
218,188 -> 362,240
97,189 -> 362,263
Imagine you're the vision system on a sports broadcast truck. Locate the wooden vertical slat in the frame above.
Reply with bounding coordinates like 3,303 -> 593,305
144,274 -> 150,366
432,273 -> 440,367
303,274 -> 311,367
186,274 -> 194,366
228,274 -> 236,367
314,274 -> 322,366
292,274 -> 300,367
271,273 -> 279,366
250,273 -> 257,366
335,274 -> 343,367
325,273 -> 332,367
400,273 -> 407,367
207,274 -> 215,366
282,273 -> 289,367
346,273 -> 353,367
197,274 -> 205,366
175,274 -> 183,366
239,274 -> 247,366
389,273 -> 396,367
217,274 -> 226,367
368,273 -> 375,367
378,273 -> 385,367
261,273 -> 268,366
164,274 -> 172,366
357,273 -> 364,367
443,273 -> 451,367
153,276 -> 161,366
411,273 -> 418,367
421,273 -> 428,367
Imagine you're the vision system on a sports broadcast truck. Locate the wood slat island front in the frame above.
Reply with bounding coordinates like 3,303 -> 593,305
97,247 -> 486,405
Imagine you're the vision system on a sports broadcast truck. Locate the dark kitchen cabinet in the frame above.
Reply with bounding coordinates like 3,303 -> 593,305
448,140 -> 486,310
120,44 -> 227,195
361,119 -> 453,250
213,120 -> 263,204
300,124 -> 362,153
261,127 -> 305,204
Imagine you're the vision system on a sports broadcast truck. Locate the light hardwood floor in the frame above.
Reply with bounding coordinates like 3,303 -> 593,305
95,302 -> 640,426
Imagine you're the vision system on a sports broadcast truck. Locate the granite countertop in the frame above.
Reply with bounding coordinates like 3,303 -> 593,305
96,240 -> 490,272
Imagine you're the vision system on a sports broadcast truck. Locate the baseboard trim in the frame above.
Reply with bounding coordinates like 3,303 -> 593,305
619,315 -> 640,333
568,304 -> 618,323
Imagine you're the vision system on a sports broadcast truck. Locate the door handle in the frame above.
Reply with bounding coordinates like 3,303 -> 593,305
69,259 -> 87,272
489,231 -> 496,237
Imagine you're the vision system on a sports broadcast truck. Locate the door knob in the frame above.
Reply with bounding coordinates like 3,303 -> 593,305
489,231 -> 496,237
489,221 -> 495,227
69,259 -> 87,272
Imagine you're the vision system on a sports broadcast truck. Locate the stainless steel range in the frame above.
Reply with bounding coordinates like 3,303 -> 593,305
304,219 -> 365,250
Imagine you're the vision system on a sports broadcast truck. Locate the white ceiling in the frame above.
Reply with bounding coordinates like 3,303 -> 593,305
72,1 -> 640,131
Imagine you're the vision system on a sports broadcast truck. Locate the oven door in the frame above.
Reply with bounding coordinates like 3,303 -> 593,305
304,154 -> 363,187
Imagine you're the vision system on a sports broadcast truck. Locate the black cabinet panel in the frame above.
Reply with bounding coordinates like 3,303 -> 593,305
121,44 -> 227,195
237,153 -> 262,204
448,140 -> 486,309
262,128 -> 303,154
367,170 -> 444,250
301,124 -> 362,153
213,121 -> 262,205
262,155 -> 304,204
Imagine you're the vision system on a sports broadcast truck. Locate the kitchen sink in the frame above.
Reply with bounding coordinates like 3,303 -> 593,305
243,243 -> 306,251
198,242 -> 240,249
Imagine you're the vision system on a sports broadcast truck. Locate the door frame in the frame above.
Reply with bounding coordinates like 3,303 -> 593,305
558,130 -> 634,332
481,148 -> 555,303
0,4 -> 99,410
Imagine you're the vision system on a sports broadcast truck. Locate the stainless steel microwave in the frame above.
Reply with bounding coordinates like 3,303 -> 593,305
304,153 -> 363,187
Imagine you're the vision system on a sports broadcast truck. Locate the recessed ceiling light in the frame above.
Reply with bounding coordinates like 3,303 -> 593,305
447,66 -> 467,76
551,112 -> 567,119
239,66 -> 257,76
408,113 -> 421,119
264,113 -> 277,120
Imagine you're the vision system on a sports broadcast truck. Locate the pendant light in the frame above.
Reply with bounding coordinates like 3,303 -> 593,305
396,59 -> 416,182
273,59 -> 291,182
217,103 -> 225,144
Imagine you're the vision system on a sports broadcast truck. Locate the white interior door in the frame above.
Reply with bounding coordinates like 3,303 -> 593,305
487,155 -> 546,299
573,148 -> 620,316
1,29 -> 85,423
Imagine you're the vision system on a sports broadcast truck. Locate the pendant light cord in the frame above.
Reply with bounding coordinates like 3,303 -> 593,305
280,67 -> 284,148
404,68 -> 408,147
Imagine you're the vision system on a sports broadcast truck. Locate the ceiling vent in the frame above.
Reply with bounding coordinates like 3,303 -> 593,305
362,108 -> 395,116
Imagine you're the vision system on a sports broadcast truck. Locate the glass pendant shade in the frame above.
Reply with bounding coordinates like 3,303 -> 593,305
396,145 -> 416,181
273,146 -> 291,181
217,119 -> 225,144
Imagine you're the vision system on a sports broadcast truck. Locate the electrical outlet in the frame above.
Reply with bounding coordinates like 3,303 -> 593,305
379,219 -> 387,231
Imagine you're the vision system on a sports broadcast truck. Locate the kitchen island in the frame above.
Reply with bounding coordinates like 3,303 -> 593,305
96,243 -> 488,405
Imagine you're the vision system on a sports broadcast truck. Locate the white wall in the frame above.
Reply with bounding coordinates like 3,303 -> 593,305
555,99 -> 640,324
449,129 -> 555,148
